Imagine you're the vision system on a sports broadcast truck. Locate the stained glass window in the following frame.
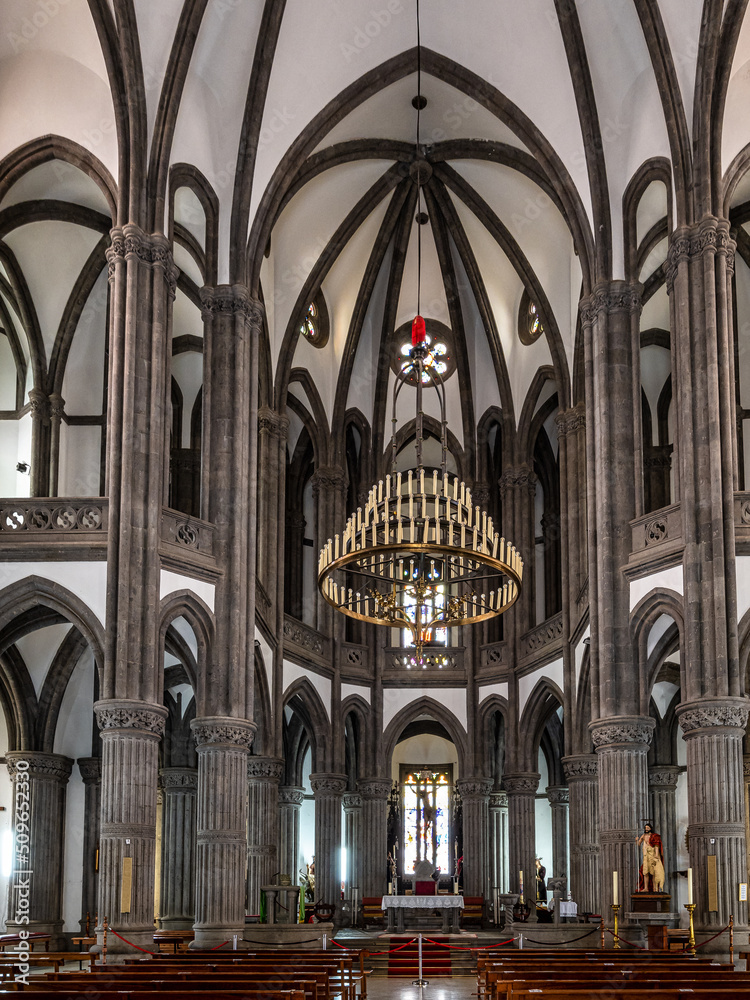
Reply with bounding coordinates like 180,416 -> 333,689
401,766 -> 453,876
298,294 -> 329,347
300,301 -> 318,341
518,290 -> 544,345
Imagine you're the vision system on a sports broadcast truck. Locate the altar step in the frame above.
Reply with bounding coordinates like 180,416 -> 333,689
369,934 -> 477,977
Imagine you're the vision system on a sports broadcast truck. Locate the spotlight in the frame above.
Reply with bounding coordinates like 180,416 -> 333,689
15,462 -> 30,475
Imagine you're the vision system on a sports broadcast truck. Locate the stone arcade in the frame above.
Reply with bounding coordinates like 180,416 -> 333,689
0,0 -> 749,960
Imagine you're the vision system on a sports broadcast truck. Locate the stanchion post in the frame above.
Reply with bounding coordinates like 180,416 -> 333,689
103,916 -> 108,965
600,918 -> 604,949
611,904 -> 620,949
412,932 -> 428,987
685,903 -> 696,957
730,913 -> 734,966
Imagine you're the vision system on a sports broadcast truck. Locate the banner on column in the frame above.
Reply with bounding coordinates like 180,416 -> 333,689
120,857 -> 133,913
707,855 -> 717,912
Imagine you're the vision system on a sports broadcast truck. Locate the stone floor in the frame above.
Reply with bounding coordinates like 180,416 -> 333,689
367,978 -> 476,999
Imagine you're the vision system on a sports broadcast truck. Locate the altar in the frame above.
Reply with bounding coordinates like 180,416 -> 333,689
381,895 -> 464,933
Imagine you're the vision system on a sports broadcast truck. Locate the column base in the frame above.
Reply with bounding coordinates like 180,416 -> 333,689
157,917 -> 194,931
191,926 -> 245,950
96,925 -> 157,956
6,919 -> 65,953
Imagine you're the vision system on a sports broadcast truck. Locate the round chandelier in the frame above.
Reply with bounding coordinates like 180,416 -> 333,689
317,0 -> 523,664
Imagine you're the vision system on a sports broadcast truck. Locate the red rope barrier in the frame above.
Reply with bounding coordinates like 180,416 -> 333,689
694,921 -> 731,949
423,935 -> 515,951
366,936 -> 418,956
108,929 -> 161,955
518,927 -> 601,946
604,926 -> 647,950
209,940 -> 231,950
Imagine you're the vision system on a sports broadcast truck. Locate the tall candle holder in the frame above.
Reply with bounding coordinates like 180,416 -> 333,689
685,902 -> 696,956
611,902 -> 621,949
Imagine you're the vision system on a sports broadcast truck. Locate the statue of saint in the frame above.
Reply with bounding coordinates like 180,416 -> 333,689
636,822 -> 665,892
535,857 -> 547,902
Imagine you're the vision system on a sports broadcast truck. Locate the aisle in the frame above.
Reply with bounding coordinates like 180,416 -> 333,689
367,978 -> 476,999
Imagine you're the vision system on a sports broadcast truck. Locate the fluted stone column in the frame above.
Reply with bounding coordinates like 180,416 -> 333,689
505,772 -> 540,920
77,757 -> 101,933
95,702 -> 167,952
48,392 -> 65,497
343,792 -> 362,900
359,777 -> 391,897
547,785 -> 570,886
246,757 -> 284,914
498,467 -> 537,633
257,408 -> 289,604
457,778 -> 492,898
489,791 -> 508,896
279,786 -> 305,882
158,767 -> 197,929
310,773 -> 347,905
676,701 -> 749,930
311,468 -> 347,630
191,718 -> 255,947
648,765 -> 681,900
6,753 -> 73,949
562,754 -> 599,913
744,755 -> 750,885
591,718 -> 653,914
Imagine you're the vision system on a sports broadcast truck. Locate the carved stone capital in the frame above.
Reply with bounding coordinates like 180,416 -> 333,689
357,777 -> 392,800
247,756 -> 284,783
311,466 -> 347,499
676,698 -> 749,736
159,767 -> 199,791
257,406 -> 289,439
191,716 -> 256,751
555,405 -> 586,438
590,716 -> 654,750
546,785 -> 569,805
744,755 -> 750,781
27,388 -> 49,420
342,792 -> 362,810
562,754 -> 598,781
579,281 -> 641,326
310,772 -> 348,797
498,465 -> 536,498
648,765 -> 681,789
666,218 -> 735,290
6,752 -> 73,783
278,786 -> 305,807
95,700 -> 167,739
456,777 -> 493,800
48,393 -> 65,420
503,772 -> 540,795
471,482 -> 491,509
489,790 -> 508,809
77,756 -> 102,784
200,284 -> 263,326
107,225 -> 179,294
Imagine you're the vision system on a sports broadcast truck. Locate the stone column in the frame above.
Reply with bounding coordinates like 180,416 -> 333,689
311,467 -> 347,630
498,467 -> 537,633
358,777 -> 391,897
246,756 -> 284,915
489,791 -> 508,895
457,778 -> 492,898
744,755 -> 750,887
28,387 -> 50,497
48,392 -> 65,497
257,407 -> 288,605
562,754 -> 599,914
279,786 -> 305,883
6,753 -> 72,949
95,703 -> 166,952
77,757 -> 101,934
191,718 -> 255,947
343,792 -> 362,901
547,785 -> 570,886
648,765 -> 681,900
677,701 -> 749,930
310,773 -> 347,905
504,772 -> 540,920
591,718 -> 653,913
158,767 -> 197,929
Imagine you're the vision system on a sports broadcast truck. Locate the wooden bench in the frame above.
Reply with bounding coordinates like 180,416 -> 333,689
0,932 -> 50,952
0,951 -> 94,973
153,929 -> 195,952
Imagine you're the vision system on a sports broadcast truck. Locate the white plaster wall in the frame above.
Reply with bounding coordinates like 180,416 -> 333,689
0,564 -> 106,626
391,734 -> 458,782
0,706 -> 12,930
58,424 -> 102,497
382,687 -> 466,733
629,566 -> 683,611
341,683 -> 370,705
15,624 -> 71,696
736,555 -> 750,620
159,570 -> 215,612
518,658 -> 564,717
477,682 -> 508,704
282,662 -> 331,721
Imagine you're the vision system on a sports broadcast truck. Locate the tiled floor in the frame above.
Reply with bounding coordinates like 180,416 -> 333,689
367,978 -> 476,999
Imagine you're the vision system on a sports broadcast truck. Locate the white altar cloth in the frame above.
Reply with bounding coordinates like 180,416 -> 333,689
381,894 -> 464,931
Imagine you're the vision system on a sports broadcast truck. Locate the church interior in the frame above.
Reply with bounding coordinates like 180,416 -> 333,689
2,0 -> 750,979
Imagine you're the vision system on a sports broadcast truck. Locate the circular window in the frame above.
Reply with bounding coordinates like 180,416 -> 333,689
391,319 -> 456,386
518,289 -> 545,346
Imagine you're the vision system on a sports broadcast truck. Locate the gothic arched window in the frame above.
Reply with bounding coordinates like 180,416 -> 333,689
298,292 -> 329,348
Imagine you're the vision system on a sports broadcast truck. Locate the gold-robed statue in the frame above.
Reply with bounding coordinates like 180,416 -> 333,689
636,822 -> 665,892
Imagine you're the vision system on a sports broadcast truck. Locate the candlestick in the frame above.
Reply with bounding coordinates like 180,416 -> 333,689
611,902 -> 621,949
685,902 -> 696,956
519,870 -> 524,903
612,870 -> 618,906
687,867 -> 693,905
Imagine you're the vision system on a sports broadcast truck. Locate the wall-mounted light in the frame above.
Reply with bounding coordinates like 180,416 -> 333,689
15,462 -> 30,475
